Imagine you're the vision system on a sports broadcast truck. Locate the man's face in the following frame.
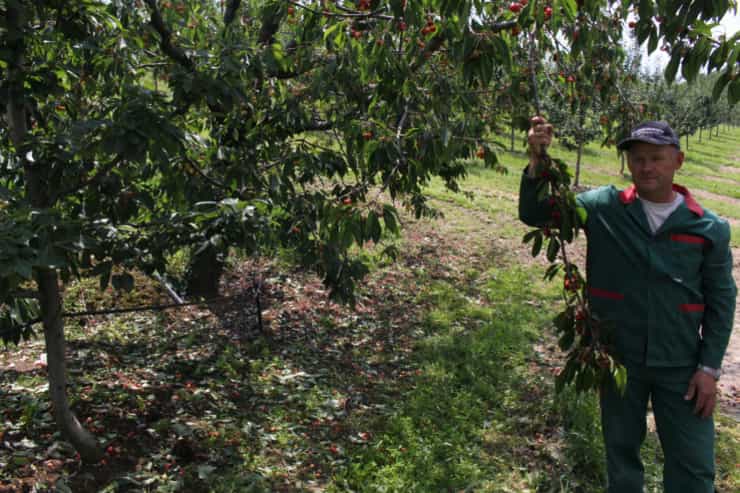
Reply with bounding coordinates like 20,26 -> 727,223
626,142 -> 684,202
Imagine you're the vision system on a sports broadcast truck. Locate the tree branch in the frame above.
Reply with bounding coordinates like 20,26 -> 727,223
5,3 -> 28,149
143,0 -> 195,71
478,20 -> 519,35
223,0 -> 241,27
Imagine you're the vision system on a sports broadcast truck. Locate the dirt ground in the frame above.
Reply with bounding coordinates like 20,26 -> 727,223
717,246 -> 740,421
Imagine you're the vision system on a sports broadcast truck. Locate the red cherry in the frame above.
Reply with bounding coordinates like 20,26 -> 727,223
509,2 -> 522,13
628,21 -> 637,28
398,21 -> 407,31
544,6 -> 553,19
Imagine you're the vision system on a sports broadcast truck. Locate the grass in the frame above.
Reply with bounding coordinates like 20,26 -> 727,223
332,266 -> 563,492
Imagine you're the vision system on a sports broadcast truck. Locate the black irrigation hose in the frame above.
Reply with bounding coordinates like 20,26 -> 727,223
0,283 -> 264,340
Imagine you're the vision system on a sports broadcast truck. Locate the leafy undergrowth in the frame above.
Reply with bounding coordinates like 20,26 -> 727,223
1,198 -> 738,492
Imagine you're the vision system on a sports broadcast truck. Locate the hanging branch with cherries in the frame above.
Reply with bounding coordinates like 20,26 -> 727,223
521,6 -> 627,395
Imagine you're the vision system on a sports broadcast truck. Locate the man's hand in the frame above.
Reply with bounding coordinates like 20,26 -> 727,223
684,370 -> 717,418
527,116 -> 554,176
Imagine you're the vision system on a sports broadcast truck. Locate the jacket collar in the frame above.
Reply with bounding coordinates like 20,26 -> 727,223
619,184 -> 704,217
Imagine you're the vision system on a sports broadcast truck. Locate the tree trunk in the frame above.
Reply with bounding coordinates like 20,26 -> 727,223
7,3 -> 101,463
575,141 -> 583,187
186,245 -> 224,299
510,115 -> 515,152
698,127 -> 702,142
36,269 -> 103,463
620,152 -> 625,176
685,134 -> 689,150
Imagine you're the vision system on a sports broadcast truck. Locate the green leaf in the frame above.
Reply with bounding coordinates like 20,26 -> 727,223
681,46 -> 701,83
531,233 -> 543,257
665,52 -> 680,84
441,127 -> 450,147
613,364 -> 628,396
522,229 -> 540,243
366,212 -> 381,244
99,265 -> 112,291
576,206 -> 588,225
546,237 -> 560,262
729,79 -> 740,106
558,330 -> 575,351
553,309 -> 571,332
543,263 -> 561,281
647,30 -> 658,55
560,0 -> 577,20
382,205 -> 399,235
712,72 -> 731,102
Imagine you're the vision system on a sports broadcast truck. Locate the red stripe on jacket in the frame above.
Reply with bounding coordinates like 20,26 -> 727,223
679,304 -> 705,312
670,234 -> 707,245
588,287 -> 625,300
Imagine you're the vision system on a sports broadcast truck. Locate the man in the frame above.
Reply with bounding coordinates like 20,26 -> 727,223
519,116 -> 736,492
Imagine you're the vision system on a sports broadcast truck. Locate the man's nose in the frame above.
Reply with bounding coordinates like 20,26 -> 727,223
638,160 -> 655,171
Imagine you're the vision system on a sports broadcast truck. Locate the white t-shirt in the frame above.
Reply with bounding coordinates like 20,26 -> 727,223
639,192 -> 685,234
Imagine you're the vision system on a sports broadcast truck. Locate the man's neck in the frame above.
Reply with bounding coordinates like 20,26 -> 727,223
637,189 -> 677,204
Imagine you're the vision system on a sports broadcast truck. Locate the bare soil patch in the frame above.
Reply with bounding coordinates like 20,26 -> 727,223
691,188 -> 740,207
718,247 -> 740,420
702,175 -> 740,186
719,165 -> 740,175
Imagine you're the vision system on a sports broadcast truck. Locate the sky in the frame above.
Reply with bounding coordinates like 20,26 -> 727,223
640,9 -> 740,74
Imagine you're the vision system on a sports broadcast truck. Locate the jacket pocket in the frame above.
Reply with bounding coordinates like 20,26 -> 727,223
668,233 -> 706,277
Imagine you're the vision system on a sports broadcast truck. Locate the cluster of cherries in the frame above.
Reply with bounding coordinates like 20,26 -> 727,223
508,1 -> 553,20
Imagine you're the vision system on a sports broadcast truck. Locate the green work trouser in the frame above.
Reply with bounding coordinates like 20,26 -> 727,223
600,364 -> 715,493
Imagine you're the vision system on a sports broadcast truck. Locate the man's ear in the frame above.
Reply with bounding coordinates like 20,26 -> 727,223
676,150 -> 685,170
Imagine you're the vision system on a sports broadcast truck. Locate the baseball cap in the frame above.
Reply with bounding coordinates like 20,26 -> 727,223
617,121 -> 681,150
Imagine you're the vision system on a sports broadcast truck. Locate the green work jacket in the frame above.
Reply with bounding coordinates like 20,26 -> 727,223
519,171 -> 736,369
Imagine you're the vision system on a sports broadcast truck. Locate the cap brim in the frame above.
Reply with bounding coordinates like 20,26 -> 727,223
617,137 -> 679,151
